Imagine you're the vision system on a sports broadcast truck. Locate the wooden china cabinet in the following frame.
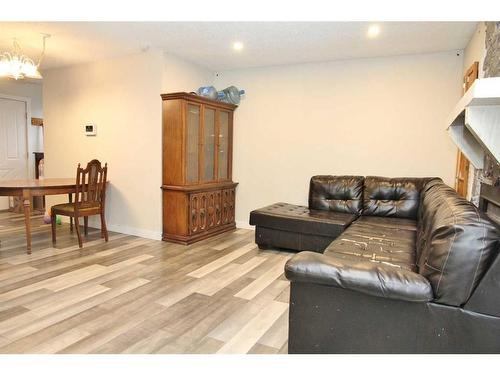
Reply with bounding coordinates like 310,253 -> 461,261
161,92 -> 238,244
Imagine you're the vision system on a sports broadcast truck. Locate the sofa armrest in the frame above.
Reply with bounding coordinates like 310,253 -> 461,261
285,252 -> 433,302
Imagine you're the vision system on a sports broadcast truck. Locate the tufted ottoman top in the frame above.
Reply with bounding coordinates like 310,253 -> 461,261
249,202 -> 357,237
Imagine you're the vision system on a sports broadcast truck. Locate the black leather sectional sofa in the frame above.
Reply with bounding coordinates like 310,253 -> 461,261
249,176 -> 500,353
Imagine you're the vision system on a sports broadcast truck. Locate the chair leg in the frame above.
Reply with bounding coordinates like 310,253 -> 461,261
51,211 -> 57,245
74,216 -> 83,248
68,193 -> 73,233
84,217 -> 88,236
100,211 -> 109,242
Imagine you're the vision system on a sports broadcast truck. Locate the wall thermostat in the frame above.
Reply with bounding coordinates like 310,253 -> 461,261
85,123 -> 97,136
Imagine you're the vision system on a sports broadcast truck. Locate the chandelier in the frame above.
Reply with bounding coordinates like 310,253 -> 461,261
0,35 -> 49,80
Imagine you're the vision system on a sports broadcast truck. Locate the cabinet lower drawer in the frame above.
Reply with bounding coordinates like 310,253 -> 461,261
189,188 -> 235,235
162,182 -> 238,245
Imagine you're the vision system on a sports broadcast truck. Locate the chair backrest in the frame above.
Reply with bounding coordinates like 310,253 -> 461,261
75,159 -> 108,211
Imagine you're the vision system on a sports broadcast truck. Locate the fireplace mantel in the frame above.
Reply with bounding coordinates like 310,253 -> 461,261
446,77 -> 500,169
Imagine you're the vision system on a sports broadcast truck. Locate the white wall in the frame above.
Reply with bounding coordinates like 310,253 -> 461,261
0,80 -> 44,178
214,51 -> 463,227
43,50 -> 213,239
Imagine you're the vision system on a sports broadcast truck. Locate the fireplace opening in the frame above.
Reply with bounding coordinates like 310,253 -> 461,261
479,183 -> 500,227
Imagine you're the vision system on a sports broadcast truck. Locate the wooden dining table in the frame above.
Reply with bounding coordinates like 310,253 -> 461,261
0,178 -> 78,254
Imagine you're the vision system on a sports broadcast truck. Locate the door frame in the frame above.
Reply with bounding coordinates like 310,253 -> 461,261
0,93 -> 33,180
454,61 -> 479,199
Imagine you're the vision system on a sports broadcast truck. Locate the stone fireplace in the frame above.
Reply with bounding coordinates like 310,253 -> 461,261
469,22 -> 500,207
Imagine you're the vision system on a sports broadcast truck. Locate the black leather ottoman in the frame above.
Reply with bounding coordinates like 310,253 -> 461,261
249,202 -> 357,252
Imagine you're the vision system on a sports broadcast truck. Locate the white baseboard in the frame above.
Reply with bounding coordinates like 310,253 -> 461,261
57,216 -> 162,241
236,220 -> 254,230
105,223 -> 162,240
59,216 -> 247,239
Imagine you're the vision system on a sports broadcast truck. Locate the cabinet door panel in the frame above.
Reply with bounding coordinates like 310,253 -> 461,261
186,104 -> 200,183
189,193 -> 200,234
214,190 -> 222,226
206,191 -> 218,229
203,108 -> 216,182
189,192 -> 207,234
221,188 -> 235,225
199,193 -> 207,231
218,111 -> 229,180
189,190 -> 229,234
228,189 -> 235,222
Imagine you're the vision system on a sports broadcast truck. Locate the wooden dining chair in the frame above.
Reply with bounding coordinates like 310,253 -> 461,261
51,159 -> 108,248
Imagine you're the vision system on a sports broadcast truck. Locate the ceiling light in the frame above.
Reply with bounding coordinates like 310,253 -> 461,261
367,24 -> 381,38
0,35 -> 49,80
232,41 -> 244,51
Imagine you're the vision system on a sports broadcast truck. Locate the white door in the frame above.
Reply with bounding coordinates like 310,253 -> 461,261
0,97 -> 28,210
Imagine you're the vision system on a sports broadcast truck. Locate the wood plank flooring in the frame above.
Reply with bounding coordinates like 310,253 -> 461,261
0,210 -> 293,353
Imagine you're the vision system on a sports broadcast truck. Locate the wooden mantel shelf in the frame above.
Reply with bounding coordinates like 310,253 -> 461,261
446,77 -> 500,169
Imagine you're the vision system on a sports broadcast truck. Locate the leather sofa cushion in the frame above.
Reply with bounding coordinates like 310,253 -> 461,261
309,175 -> 364,214
249,202 -> 357,237
416,180 -> 500,306
285,251 -> 433,302
363,177 -> 435,219
324,220 -> 417,271
356,215 -> 417,231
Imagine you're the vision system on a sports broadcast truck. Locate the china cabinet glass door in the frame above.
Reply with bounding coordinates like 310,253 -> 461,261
203,108 -> 216,182
218,111 -> 229,180
186,104 -> 200,183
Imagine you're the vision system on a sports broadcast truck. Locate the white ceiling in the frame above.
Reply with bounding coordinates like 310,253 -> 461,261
0,22 -> 477,72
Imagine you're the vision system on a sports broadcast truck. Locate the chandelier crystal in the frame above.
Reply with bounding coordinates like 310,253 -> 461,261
0,35 -> 48,80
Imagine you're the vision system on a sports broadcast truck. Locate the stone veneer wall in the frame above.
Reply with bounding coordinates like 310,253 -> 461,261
470,22 -> 500,206
484,22 -> 500,77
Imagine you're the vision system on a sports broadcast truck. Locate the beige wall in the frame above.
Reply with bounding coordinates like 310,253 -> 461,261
163,52 -> 214,92
43,48 -> 464,237
214,51 -> 463,227
43,50 -> 213,238
463,22 -> 486,78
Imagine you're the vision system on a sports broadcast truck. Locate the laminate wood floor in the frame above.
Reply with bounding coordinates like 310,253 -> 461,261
0,210 -> 294,354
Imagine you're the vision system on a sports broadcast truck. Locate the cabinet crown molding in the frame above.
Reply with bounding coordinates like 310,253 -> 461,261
161,92 -> 238,111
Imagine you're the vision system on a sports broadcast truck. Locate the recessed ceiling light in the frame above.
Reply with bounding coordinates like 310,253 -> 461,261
232,41 -> 244,51
367,24 -> 381,38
